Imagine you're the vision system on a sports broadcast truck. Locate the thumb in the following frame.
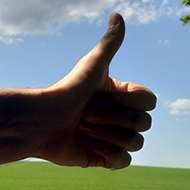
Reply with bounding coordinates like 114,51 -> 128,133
66,13 -> 125,91
90,13 -> 125,65
90,13 -> 125,66
50,13 -> 125,101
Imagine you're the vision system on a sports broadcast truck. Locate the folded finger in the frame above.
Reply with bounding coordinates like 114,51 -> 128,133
85,136 -> 131,170
84,104 -> 152,132
80,122 -> 144,152
91,83 -> 157,111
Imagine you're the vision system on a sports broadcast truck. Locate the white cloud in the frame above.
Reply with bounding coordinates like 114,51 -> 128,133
142,0 -> 154,3
0,0 -> 189,44
0,36 -> 24,44
175,118 -> 188,122
161,0 -> 169,6
158,39 -> 169,44
165,99 -> 190,115
176,6 -> 190,17
114,2 -> 159,24
0,0 -> 116,37
114,0 -> 190,25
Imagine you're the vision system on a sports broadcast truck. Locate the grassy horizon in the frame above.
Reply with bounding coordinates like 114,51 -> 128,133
0,162 -> 190,189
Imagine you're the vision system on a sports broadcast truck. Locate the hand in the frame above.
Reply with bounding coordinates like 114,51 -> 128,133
0,13 -> 156,169
38,13 -> 156,169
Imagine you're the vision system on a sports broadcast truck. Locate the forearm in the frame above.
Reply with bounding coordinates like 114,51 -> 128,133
0,88 -> 47,164
0,88 -> 41,115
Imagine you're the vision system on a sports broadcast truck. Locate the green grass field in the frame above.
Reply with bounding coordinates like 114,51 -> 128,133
0,162 -> 190,190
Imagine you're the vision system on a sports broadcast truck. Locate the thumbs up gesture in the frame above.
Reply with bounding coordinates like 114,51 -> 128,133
42,13 -> 156,169
0,14 -> 156,169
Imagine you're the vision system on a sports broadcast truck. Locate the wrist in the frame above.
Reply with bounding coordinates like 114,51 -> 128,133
0,88 -> 50,163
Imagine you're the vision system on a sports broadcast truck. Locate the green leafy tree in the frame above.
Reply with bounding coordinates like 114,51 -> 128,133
180,0 -> 190,26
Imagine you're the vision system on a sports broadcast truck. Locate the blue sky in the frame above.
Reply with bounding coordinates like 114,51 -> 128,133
0,0 -> 190,169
